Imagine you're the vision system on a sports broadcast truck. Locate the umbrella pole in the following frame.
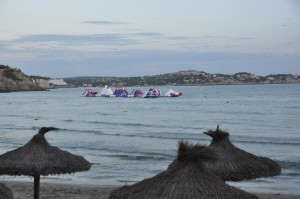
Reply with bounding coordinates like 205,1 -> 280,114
34,175 -> 40,199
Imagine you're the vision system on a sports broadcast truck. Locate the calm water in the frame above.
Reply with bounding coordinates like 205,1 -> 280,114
0,84 -> 299,194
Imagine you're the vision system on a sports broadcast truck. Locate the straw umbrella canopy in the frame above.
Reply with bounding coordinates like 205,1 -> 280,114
203,126 -> 281,182
110,141 -> 258,199
0,127 -> 91,199
0,183 -> 13,199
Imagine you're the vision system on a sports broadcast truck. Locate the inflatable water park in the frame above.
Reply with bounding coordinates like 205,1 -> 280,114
81,89 -> 99,97
165,89 -> 182,97
81,86 -> 183,98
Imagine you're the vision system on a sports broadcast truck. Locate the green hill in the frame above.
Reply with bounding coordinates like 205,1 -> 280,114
64,70 -> 300,87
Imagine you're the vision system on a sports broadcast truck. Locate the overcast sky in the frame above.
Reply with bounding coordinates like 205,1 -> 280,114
0,0 -> 299,77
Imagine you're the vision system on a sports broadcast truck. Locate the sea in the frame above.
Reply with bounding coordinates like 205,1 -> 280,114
0,84 -> 299,195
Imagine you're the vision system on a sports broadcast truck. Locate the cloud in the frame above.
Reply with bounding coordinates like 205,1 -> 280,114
3,49 -> 300,78
131,32 -> 164,37
165,36 -> 192,40
0,32 -> 197,54
83,20 -> 129,25
0,32 -> 254,54
201,35 -> 253,40
1,31 -> 299,78
11,34 -> 137,45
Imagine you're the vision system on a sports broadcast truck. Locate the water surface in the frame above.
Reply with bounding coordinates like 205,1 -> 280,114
0,84 -> 299,194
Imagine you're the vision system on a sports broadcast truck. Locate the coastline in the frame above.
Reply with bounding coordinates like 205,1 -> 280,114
3,181 -> 299,199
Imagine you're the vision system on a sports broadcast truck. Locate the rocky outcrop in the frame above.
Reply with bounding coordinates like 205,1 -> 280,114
0,65 -> 45,92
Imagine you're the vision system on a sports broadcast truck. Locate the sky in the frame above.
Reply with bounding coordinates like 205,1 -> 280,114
0,0 -> 299,78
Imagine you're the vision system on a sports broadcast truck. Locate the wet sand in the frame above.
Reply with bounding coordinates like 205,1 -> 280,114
3,181 -> 300,199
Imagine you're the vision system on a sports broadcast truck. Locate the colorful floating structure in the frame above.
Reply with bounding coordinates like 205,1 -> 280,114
81,89 -> 98,97
113,86 -> 130,97
165,89 -> 183,97
143,88 -> 161,98
130,89 -> 143,98
100,85 -> 115,97
81,87 -> 182,98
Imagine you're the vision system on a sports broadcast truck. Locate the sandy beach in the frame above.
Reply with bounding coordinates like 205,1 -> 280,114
2,181 -> 299,199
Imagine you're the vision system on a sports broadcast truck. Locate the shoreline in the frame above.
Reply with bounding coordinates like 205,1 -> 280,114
2,181 -> 300,199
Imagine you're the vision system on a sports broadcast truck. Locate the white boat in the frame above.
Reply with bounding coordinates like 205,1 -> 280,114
165,89 -> 182,97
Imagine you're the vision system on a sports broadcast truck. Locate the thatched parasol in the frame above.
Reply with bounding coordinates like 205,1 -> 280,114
0,183 -> 13,199
203,126 -> 281,181
110,141 -> 258,199
0,127 -> 91,199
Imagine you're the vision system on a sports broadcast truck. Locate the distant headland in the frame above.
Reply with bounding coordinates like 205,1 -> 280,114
0,65 -> 45,92
1,64 -> 300,92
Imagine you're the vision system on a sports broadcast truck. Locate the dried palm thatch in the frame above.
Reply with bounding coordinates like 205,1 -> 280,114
0,127 -> 91,199
0,183 -> 13,199
110,141 -> 258,199
203,126 -> 281,181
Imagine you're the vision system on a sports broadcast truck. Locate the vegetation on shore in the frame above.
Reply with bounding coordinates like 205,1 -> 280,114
0,65 -> 45,92
1,64 -> 300,92
64,70 -> 300,87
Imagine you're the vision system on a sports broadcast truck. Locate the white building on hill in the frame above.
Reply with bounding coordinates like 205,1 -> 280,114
49,79 -> 68,86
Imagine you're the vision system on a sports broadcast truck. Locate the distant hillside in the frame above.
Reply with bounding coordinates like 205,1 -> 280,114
64,70 -> 300,87
0,65 -> 45,92
2,65 -> 299,91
